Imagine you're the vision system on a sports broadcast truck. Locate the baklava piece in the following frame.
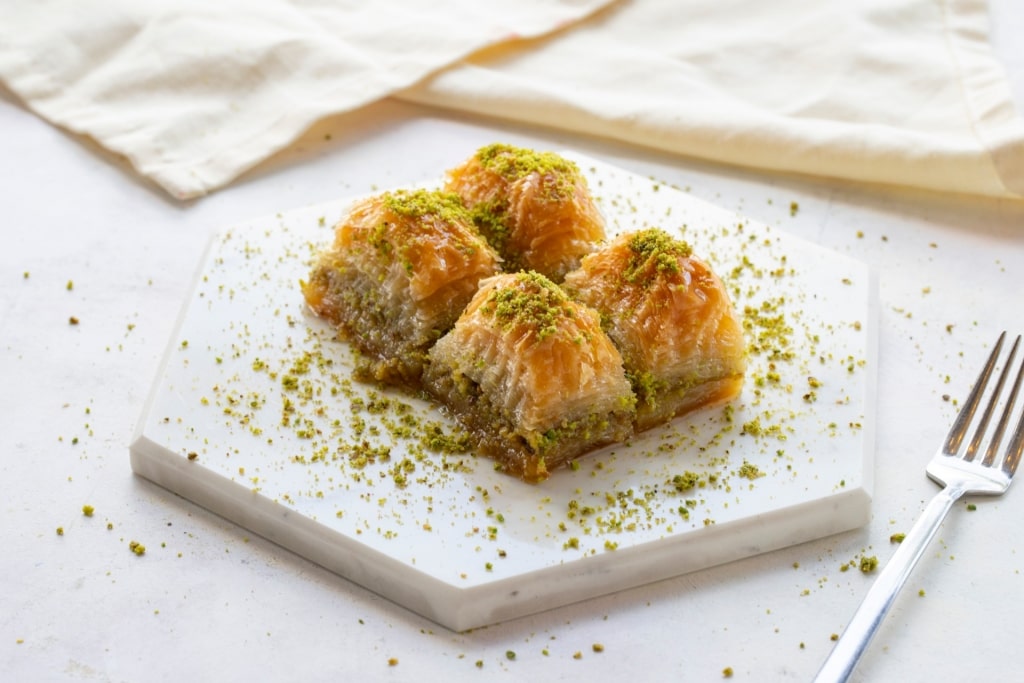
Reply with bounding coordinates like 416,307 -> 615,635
423,272 -> 635,482
563,228 -> 746,431
302,189 -> 500,387
444,143 -> 605,282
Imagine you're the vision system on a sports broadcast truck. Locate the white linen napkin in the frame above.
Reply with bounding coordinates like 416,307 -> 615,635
0,0 -> 612,199
400,0 -> 1024,201
2,0 -> 1021,201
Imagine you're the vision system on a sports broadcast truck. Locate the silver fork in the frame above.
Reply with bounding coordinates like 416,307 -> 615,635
815,331 -> 1024,683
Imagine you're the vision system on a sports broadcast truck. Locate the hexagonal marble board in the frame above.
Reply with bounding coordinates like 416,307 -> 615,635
130,152 -> 877,631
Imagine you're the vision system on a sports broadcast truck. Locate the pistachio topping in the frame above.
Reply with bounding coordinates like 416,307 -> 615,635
481,272 -> 576,341
381,188 -> 471,223
476,143 -> 579,199
622,228 -> 693,284
477,143 -> 579,180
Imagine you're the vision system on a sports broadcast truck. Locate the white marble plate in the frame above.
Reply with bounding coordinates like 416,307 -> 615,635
130,153 -> 877,631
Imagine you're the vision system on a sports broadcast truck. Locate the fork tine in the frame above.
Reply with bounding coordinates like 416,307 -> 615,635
966,335 -> 1015,462
973,334 -> 1021,464
945,331 -> 1006,455
982,334 -> 1023,466
997,339 -> 1024,477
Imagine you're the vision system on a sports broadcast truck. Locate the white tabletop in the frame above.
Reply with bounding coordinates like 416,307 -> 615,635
3,3 -> 1023,681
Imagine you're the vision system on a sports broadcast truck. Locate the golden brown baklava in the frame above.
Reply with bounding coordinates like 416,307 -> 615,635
422,271 -> 635,481
302,189 -> 501,387
563,228 -> 746,431
444,143 -> 605,282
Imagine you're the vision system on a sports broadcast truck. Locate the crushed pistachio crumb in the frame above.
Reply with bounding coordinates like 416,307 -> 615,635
737,460 -> 764,480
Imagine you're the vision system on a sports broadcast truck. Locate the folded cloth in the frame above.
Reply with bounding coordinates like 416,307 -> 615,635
0,0 -> 612,199
400,0 -> 1024,201
3,0 -> 1022,201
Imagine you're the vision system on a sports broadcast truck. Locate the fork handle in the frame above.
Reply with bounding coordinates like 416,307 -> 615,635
814,484 -> 965,683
